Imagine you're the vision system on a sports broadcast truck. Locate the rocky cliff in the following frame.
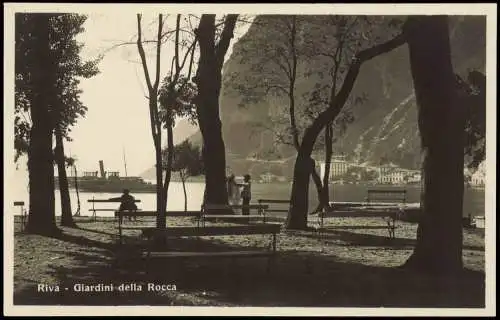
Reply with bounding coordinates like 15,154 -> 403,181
141,15 -> 486,180
219,15 -> 486,177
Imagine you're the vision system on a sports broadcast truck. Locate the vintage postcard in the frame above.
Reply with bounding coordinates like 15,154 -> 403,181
3,3 -> 496,317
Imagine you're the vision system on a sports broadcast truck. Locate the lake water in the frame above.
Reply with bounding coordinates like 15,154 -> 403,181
9,182 -> 485,218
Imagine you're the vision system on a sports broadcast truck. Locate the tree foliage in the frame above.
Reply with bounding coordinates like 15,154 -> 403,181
167,139 -> 204,179
14,14 -> 100,162
15,13 -> 100,232
158,75 -> 198,128
457,70 -> 486,170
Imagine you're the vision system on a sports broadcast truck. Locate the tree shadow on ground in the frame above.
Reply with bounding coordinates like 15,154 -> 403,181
75,226 -> 119,238
45,230 -> 116,252
302,228 -> 485,251
13,229 -> 485,308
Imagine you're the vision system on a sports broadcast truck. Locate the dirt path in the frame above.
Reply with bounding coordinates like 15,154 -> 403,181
12,216 -> 485,307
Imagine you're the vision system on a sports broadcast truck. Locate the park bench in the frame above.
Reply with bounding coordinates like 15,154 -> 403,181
139,223 -> 282,273
115,210 -> 202,244
14,201 -> 27,231
258,199 -> 290,224
200,203 -> 269,226
88,197 -> 141,221
365,189 -> 406,205
365,189 -> 407,239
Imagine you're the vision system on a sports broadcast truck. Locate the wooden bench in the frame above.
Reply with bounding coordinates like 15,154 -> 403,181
365,189 -> 407,239
258,199 -> 290,224
200,204 -> 269,226
258,199 -> 290,213
365,189 -> 407,205
115,210 -> 202,243
140,223 -> 282,273
14,201 -> 27,231
88,198 -> 141,221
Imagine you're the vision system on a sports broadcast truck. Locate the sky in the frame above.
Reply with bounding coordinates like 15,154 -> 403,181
4,3 -> 496,195
67,13 -> 252,177
12,12 -> 252,178
3,6 -> 497,316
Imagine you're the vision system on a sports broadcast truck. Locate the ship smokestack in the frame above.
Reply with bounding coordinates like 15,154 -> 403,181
99,160 -> 106,178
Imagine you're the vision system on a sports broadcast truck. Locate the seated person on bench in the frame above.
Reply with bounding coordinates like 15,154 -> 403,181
109,189 -> 138,221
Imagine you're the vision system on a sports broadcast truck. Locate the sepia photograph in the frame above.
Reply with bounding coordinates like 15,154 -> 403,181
3,3 -> 496,317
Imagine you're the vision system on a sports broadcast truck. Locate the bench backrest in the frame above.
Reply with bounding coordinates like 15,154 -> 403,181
367,190 -> 406,202
143,223 -> 281,237
367,189 -> 406,194
258,199 -> 290,204
202,204 -> 268,210
115,210 -> 201,217
258,199 -> 290,213
88,199 -> 141,203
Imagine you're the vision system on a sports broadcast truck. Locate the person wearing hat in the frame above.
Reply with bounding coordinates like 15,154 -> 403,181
109,189 -> 138,221
240,174 -> 252,216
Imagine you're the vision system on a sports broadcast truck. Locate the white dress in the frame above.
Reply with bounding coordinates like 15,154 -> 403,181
228,181 -> 241,205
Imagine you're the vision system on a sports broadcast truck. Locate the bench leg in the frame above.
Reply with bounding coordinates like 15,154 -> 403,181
272,233 -> 277,252
118,216 -> 123,245
386,218 -> 396,240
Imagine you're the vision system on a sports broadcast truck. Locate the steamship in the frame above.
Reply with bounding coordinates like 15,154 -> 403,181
56,160 -> 156,193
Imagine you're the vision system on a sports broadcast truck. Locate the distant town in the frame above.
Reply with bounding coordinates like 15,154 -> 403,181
257,154 -> 486,187
65,154 -> 486,188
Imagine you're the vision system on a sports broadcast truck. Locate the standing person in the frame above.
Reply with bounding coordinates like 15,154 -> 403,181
227,174 -> 241,206
109,189 -> 138,221
241,174 -> 252,216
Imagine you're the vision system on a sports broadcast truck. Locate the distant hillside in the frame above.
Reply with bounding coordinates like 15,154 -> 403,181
141,15 -> 486,181
139,118 -> 198,179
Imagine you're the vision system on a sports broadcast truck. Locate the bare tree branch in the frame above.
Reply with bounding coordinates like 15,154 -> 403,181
136,14 -> 153,91
303,32 -> 408,147
215,14 -> 238,68
265,84 -> 289,96
153,14 -> 163,91
174,14 -> 181,72
177,39 -> 197,95
137,14 -> 158,140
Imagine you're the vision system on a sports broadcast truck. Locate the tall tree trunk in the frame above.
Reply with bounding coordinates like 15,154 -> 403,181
322,122 -> 333,204
199,119 -> 229,212
402,16 -> 464,274
162,121 -> 174,218
136,14 -> 164,229
310,161 -> 328,214
73,164 -> 81,216
194,14 -> 238,213
286,33 -> 407,230
287,153 -> 314,229
26,14 -> 58,235
154,124 -> 166,229
55,128 -> 74,227
181,174 -> 188,212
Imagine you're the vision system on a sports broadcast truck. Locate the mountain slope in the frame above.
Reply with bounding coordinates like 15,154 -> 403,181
218,15 -> 485,177
140,15 -> 486,180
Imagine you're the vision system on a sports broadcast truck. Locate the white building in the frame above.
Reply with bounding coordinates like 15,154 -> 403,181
470,162 -> 486,187
319,158 -> 352,180
378,165 -> 419,185
407,172 -> 422,183
259,172 -> 274,183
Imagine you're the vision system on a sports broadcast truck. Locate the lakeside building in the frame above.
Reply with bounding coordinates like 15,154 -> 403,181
319,155 -> 353,180
259,172 -> 274,183
470,162 -> 486,187
377,165 -> 422,185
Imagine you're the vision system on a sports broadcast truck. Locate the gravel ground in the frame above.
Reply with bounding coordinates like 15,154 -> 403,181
12,215 -> 485,307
